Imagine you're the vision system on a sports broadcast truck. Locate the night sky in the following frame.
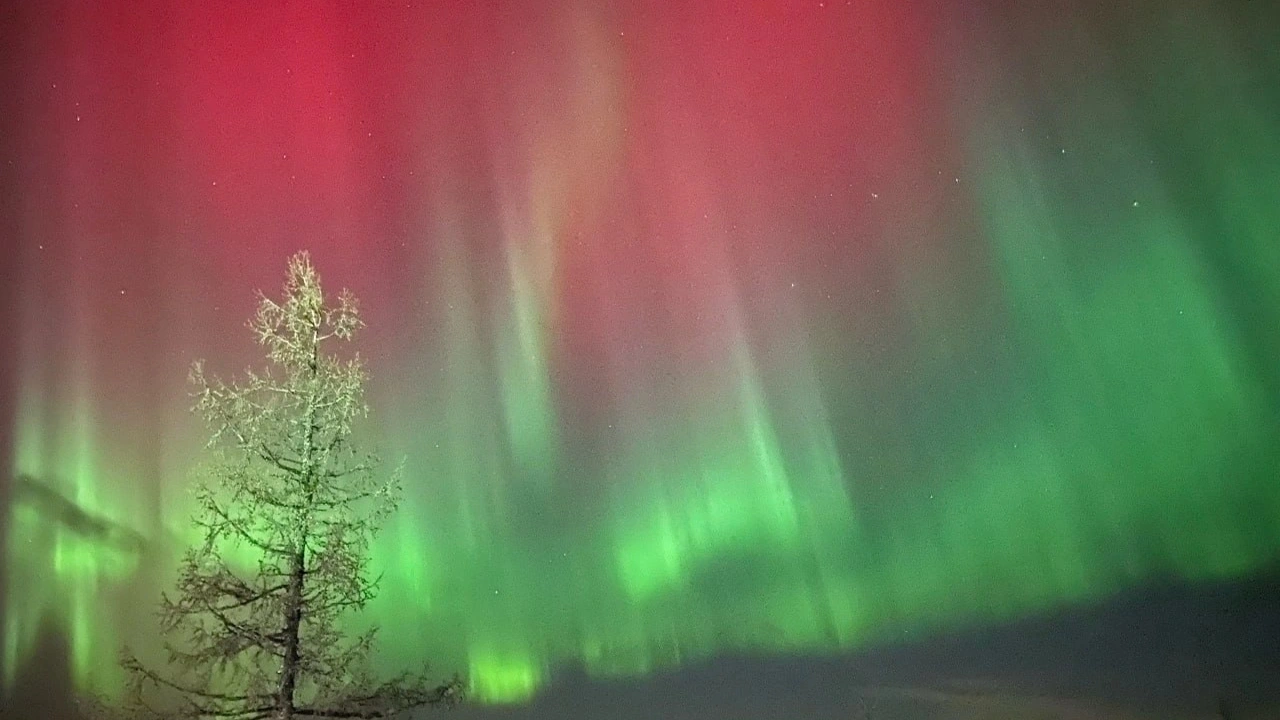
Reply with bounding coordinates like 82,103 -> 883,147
3,1 -> 1280,718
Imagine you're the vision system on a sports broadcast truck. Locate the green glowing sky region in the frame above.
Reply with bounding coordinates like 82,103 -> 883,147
4,0 -> 1280,708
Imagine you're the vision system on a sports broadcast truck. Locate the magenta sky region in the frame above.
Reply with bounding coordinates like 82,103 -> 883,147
4,0 -> 1280,710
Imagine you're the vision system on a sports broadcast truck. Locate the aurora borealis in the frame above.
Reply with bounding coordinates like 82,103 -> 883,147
2,0 -> 1280,717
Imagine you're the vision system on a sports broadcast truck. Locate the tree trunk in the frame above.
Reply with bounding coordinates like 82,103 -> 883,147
276,549 -> 306,720
278,329 -> 322,719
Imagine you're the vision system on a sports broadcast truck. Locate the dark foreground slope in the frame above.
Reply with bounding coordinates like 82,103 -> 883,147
452,570 -> 1280,720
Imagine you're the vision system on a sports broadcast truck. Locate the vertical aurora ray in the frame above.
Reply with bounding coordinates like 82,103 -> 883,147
492,154 -> 560,488
837,0 -> 1280,638
7,239 -> 145,697
4,0 -> 1280,711
959,0 -> 1280,588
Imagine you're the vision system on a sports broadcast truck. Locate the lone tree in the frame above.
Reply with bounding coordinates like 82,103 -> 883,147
121,252 -> 462,719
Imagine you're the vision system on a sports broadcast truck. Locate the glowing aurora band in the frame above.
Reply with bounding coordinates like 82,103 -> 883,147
5,0 -> 1280,708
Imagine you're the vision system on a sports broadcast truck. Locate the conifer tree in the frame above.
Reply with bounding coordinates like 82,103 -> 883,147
120,252 -> 461,719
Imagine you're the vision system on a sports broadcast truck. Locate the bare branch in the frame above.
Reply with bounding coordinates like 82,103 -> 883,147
123,653 -> 270,704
